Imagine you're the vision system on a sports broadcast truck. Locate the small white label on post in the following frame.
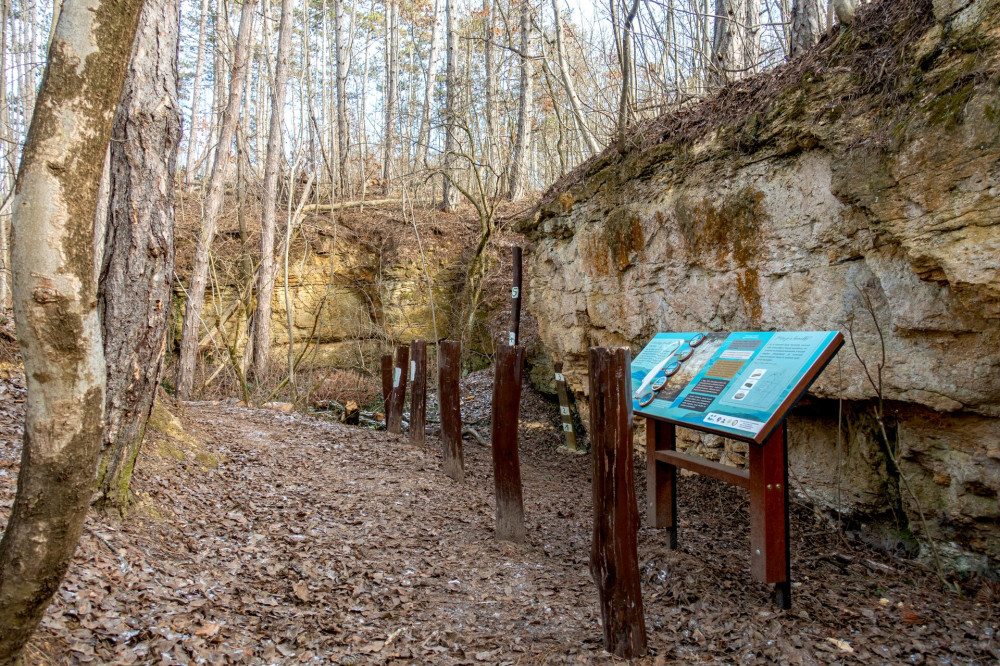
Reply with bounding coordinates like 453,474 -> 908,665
560,406 -> 570,416
554,372 -> 565,382
393,367 -> 401,388
508,332 -> 516,345
511,286 -> 519,298
562,423 -> 573,432
410,360 -> 416,381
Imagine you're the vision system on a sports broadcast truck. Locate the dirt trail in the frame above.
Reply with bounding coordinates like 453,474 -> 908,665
0,369 -> 996,664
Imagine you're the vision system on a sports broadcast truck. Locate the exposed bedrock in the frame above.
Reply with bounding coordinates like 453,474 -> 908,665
521,0 -> 1000,570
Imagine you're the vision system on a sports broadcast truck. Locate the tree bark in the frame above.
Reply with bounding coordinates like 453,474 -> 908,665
96,0 -> 181,512
183,0 -> 208,186
483,0 -> 499,191
334,0 -> 351,195
507,0 -> 534,201
250,0 -> 295,381
414,0 -> 440,171
552,0 -> 599,155
0,0 -> 144,657
710,0 -> 759,87
382,0 -> 400,192
441,0 -> 458,211
175,0 -> 257,400
790,0 -> 822,57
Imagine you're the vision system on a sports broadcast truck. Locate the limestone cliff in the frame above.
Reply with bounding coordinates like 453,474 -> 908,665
521,0 -> 1000,569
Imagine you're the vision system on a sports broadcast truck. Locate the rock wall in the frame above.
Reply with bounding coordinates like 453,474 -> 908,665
521,0 -> 1000,570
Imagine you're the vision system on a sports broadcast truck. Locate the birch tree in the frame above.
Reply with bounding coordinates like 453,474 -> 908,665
175,0 -> 257,400
96,0 -> 181,511
250,0 -> 296,380
0,0 -> 145,657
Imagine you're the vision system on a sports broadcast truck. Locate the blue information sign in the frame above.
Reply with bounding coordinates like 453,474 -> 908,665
631,331 -> 843,444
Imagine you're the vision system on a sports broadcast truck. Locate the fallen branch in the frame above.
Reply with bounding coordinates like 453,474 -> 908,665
462,426 -> 489,448
301,198 -> 402,213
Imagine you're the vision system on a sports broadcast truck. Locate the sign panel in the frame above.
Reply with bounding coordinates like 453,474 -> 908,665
631,331 -> 843,444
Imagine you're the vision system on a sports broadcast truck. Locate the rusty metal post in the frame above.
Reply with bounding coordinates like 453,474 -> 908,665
749,422 -> 791,609
491,344 -> 526,543
409,340 -> 427,445
380,353 -> 394,427
509,246 -> 522,346
553,361 -> 577,450
387,345 -> 409,435
589,346 -> 647,659
438,340 -> 464,481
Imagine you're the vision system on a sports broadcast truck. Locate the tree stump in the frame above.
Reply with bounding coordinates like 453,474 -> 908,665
588,346 -> 647,659
491,344 -> 525,543
343,401 -> 360,426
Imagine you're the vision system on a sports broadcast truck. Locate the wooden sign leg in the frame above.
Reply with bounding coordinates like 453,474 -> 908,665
380,353 -> 394,428
749,422 -> 791,609
491,344 -> 525,543
409,340 -> 427,445
589,347 -> 647,659
388,345 -> 409,435
645,418 -> 678,549
438,340 -> 464,482
553,361 -> 578,450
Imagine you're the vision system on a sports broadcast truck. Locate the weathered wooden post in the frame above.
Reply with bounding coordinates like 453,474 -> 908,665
553,361 -> 578,450
509,246 -> 522,346
409,340 -> 427,445
589,346 -> 647,659
380,353 -> 394,427
750,423 -> 791,609
388,345 -> 409,435
646,418 -> 677,547
438,340 -> 464,481
491,344 -> 526,542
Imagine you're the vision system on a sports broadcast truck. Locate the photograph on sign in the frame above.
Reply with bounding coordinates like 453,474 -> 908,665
631,331 -> 843,443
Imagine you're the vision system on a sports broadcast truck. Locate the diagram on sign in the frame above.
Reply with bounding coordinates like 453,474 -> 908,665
631,330 -> 843,443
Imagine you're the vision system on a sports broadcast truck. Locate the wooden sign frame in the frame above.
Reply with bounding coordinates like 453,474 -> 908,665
635,331 -> 843,608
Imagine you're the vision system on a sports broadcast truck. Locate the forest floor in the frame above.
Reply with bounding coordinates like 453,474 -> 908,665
0,360 -> 998,664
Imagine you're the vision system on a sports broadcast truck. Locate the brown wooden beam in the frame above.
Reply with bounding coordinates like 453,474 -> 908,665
438,340 -> 463,482
387,345 -> 409,435
409,340 -> 427,445
646,419 -> 677,547
380,353 -> 393,428
490,344 -> 526,542
655,450 -> 751,489
750,422 -> 791,608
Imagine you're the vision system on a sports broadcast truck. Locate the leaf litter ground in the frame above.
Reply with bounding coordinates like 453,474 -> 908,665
0,367 -> 997,664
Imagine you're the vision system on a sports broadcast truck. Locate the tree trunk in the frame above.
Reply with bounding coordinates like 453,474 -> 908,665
250,0 -> 295,381
441,0 -> 458,210
96,0 -> 181,512
552,0 -> 599,155
483,0 -> 499,191
382,0 -> 399,192
175,0 -> 258,400
0,0 -> 144,657
183,0 -> 208,186
334,0 -> 351,195
789,0 -> 822,56
507,0 -> 534,201
414,0 -> 440,171
710,0 -> 759,87
616,0 -> 641,152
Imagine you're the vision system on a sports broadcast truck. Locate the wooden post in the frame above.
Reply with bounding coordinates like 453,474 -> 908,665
509,246 -> 522,346
645,418 -> 678,548
490,344 -> 525,543
380,353 -> 394,427
387,345 -> 409,435
409,340 -> 427,445
438,340 -> 464,481
553,361 -> 577,450
588,346 -> 647,659
749,422 -> 791,609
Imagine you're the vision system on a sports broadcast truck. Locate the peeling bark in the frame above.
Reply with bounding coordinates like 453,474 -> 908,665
0,0 -> 145,658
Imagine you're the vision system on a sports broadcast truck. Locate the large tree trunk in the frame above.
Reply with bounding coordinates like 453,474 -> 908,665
709,0 -> 760,87
552,0 -> 599,156
0,0 -> 144,658
441,0 -> 458,211
414,0 -> 440,172
790,0 -> 823,56
250,0 -> 295,381
96,0 -> 181,512
175,0 -> 257,400
507,0 -> 534,201
382,0 -> 400,192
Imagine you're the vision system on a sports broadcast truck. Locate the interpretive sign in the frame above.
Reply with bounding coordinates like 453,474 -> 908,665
631,331 -> 843,445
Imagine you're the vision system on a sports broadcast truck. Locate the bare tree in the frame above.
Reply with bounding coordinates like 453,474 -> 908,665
0,0 -> 145,657
182,0 -> 209,186
175,0 -> 258,400
507,0 -> 534,201
414,0 -> 440,171
552,0 -> 600,156
250,0 -> 296,381
383,0 -> 400,193
96,0 -> 181,512
442,0 -> 458,210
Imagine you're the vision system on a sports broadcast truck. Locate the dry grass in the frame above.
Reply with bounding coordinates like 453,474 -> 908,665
310,368 -> 382,409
